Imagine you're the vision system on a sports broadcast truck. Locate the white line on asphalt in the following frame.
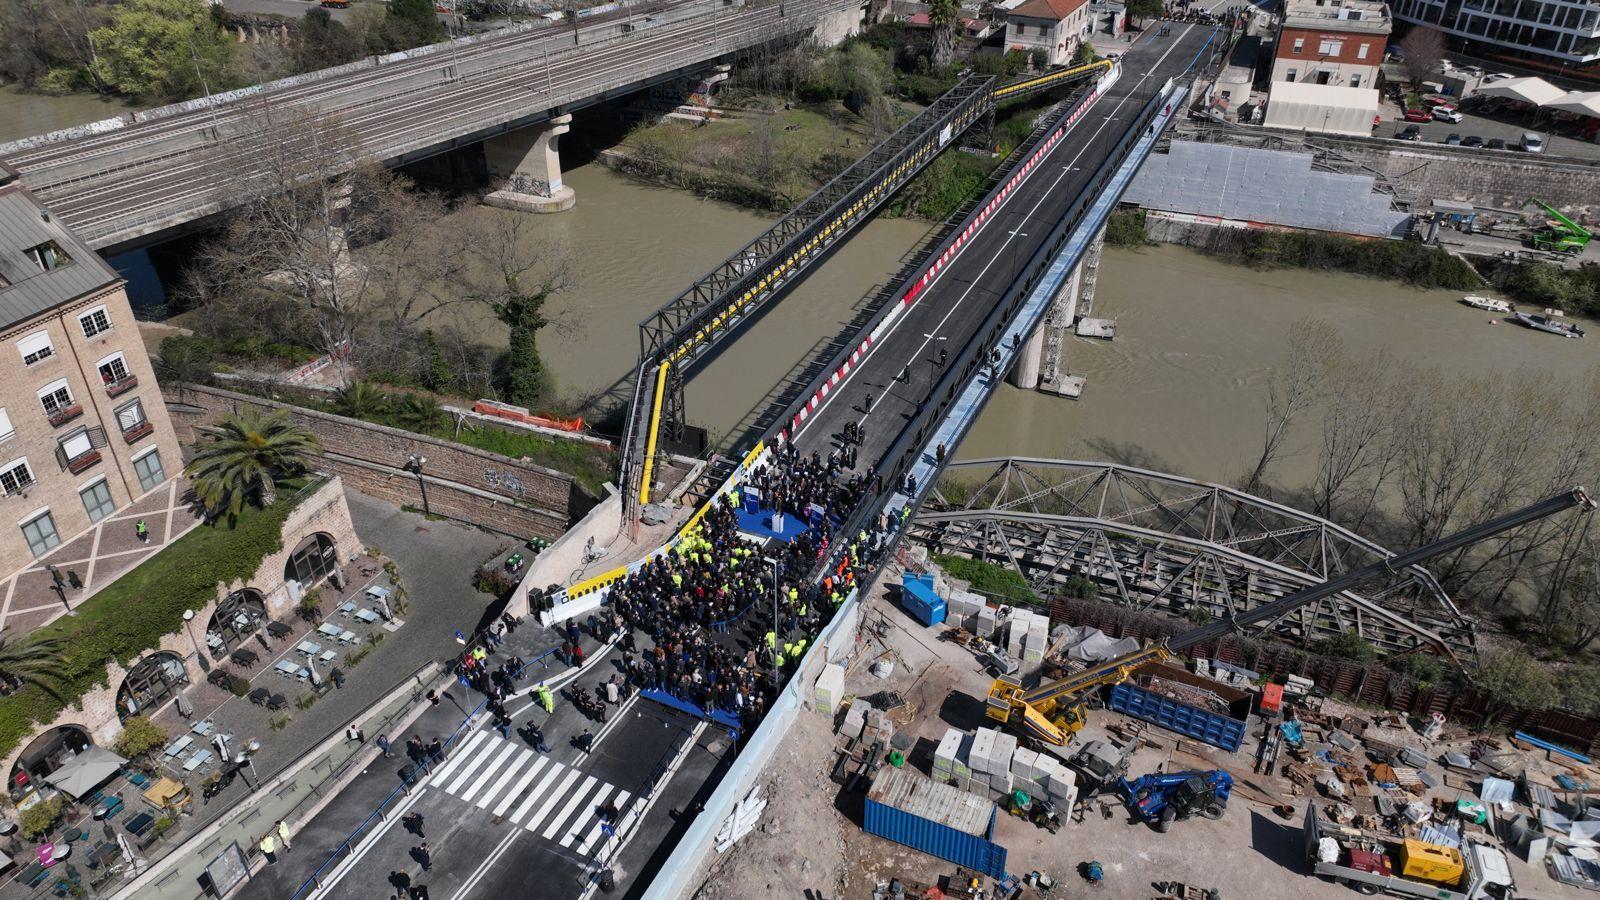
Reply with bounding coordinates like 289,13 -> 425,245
306,788 -> 429,900
542,774 -> 598,840
589,694 -> 639,749
449,825 -> 521,900
492,755 -> 549,817
507,759 -> 569,825
523,767 -> 584,834
562,783 -> 615,848
429,730 -> 489,784
462,744 -> 528,805
577,722 -> 706,900
444,736 -> 505,795
793,23 -> 1200,446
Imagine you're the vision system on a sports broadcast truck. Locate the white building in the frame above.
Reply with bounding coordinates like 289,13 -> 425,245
1004,0 -> 1091,67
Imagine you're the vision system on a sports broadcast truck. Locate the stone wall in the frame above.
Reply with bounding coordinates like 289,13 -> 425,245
1,477 -> 361,777
161,383 -> 598,540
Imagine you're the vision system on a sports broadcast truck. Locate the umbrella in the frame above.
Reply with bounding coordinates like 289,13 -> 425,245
42,747 -> 127,800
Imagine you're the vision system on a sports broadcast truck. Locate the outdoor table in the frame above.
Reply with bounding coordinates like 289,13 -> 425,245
161,735 -> 193,758
248,687 -> 270,705
295,640 -> 322,658
338,629 -> 358,644
318,650 -> 338,665
61,828 -> 82,843
365,585 -> 392,602
267,694 -> 288,710
142,777 -> 185,809
182,750 -> 213,773
231,649 -> 258,667
355,609 -> 380,624
19,862 -> 46,885
316,622 -> 341,638
190,720 -> 214,736
337,601 -> 357,616
124,814 -> 153,837
272,659 -> 300,677
266,621 -> 292,639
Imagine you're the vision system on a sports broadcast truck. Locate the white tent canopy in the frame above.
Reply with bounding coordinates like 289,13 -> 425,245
1476,76 -> 1567,107
1547,91 -> 1600,119
42,745 -> 126,799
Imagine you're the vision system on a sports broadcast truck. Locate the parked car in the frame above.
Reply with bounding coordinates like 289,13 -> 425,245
1444,133 -> 1463,145
1485,72 -> 1515,82
1396,124 -> 1422,141
1520,131 -> 1545,152
1404,107 -> 1434,122
1486,137 -> 1508,150
1421,96 -> 1455,109
1433,106 -> 1464,123
1461,135 -> 1485,148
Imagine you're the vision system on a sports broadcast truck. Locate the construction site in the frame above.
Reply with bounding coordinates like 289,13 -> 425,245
684,480 -> 1600,900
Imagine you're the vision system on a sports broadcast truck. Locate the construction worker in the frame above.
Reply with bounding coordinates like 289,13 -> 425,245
259,833 -> 278,864
134,519 -> 149,543
536,683 -> 554,713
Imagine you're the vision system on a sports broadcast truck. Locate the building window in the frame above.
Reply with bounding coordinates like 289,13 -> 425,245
115,398 -> 146,431
1318,38 -> 1343,55
1357,43 -> 1369,59
97,354 -> 129,387
1351,74 -> 1362,88
0,458 -> 33,496
25,241 -> 71,273
0,408 -> 11,444
17,332 -> 53,366
78,306 -> 112,339
1286,68 -> 1298,81
20,511 -> 59,557
37,380 -> 73,417
59,428 -> 93,462
80,479 -> 114,524
1293,37 -> 1305,52
133,449 -> 165,493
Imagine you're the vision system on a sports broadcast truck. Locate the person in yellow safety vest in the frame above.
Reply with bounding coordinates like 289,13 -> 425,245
900,506 -> 911,525
538,684 -> 554,713
764,631 -> 777,649
259,833 -> 277,860
797,603 -> 807,618
672,572 -> 682,588
831,590 -> 842,605
775,651 -> 786,668
783,641 -> 796,658
794,638 -> 808,657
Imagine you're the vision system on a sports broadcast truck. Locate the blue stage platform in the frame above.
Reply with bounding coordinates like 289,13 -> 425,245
640,689 -> 743,735
734,507 -> 811,543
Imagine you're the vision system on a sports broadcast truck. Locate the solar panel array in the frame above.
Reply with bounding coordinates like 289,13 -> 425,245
1123,141 -> 1409,237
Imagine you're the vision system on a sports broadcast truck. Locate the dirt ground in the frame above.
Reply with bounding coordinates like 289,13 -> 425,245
689,570 -> 1591,899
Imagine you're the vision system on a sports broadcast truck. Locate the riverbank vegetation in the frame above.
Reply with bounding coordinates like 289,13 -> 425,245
1184,227 -> 1482,289
1493,261 -> 1600,318
0,0 -> 443,105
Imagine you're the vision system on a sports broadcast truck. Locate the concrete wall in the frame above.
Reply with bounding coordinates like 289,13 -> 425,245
161,383 -> 597,540
1,476 -> 360,778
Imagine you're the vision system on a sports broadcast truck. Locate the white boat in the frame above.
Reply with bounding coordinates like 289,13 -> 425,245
1461,295 -> 1513,313
1513,311 -> 1586,338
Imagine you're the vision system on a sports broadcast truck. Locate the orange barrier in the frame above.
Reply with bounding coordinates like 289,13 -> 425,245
472,400 -> 585,432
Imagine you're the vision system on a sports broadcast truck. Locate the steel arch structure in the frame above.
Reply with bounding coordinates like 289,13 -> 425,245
912,457 -> 1474,657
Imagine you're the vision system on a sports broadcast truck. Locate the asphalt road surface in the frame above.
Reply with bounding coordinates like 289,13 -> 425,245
1381,106 -> 1600,159
787,20 -> 1221,466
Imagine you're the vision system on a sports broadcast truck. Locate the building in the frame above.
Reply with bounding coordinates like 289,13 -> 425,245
0,163 -> 181,579
1004,0 -> 1091,67
1391,0 -> 1600,68
1271,0 -> 1392,90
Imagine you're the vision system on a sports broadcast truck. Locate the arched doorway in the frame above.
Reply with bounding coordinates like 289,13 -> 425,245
10,725 -> 91,800
284,532 -> 338,594
116,651 -> 188,722
207,589 -> 267,658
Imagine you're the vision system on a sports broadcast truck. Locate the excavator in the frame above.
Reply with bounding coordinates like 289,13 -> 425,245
1528,198 -> 1592,254
986,486 -> 1595,748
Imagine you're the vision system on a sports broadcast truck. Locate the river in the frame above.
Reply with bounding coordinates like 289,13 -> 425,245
0,85 -> 142,144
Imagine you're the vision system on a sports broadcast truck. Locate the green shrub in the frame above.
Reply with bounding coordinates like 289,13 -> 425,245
230,677 -> 251,697
269,712 -> 292,731
1317,631 -> 1377,662
1387,652 -> 1447,689
151,815 -> 174,836
113,716 -> 169,760
932,554 -> 1038,605
0,483 -> 310,760
1106,209 -> 1151,246
19,795 -> 63,839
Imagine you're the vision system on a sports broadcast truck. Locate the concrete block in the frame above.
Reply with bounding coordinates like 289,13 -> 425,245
1011,747 -> 1039,780
841,700 -> 869,738
934,727 -> 962,773
814,663 -> 845,714
975,606 -> 999,639
993,732 -> 1018,772
968,728 -> 997,774
989,769 -> 1012,794
953,734 -> 973,777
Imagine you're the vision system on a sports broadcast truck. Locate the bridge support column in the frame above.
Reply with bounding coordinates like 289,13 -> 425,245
1009,327 -> 1045,390
483,114 -> 576,213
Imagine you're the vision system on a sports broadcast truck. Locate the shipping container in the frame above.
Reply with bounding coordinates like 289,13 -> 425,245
1109,683 -> 1247,751
863,767 -> 1007,878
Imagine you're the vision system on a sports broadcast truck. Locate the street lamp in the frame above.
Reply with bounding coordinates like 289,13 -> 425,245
762,556 -> 781,681
404,454 -> 430,517
181,609 -> 209,672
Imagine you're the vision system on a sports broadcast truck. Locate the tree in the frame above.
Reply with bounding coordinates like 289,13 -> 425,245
395,394 -> 445,432
1557,663 -> 1600,718
1240,318 -> 1337,497
1071,41 -> 1097,67
294,7 -> 363,74
154,334 -> 218,386
423,329 -> 453,392
0,635 -> 67,699
1125,0 -> 1164,25
1398,27 -> 1445,86
457,214 -> 572,407
377,0 -> 445,52
1472,650 -> 1557,725
1309,348 -> 1400,529
186,407 -> 321,519
89,0 -> 239,102
0,0 -> 109,92
928,0 -> 959,70
335,380 -> 387,420
19,795 -> 63,840
113,715 -> 169,760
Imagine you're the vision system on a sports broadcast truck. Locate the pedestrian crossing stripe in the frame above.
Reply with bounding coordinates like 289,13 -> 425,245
426,732 -> 631,857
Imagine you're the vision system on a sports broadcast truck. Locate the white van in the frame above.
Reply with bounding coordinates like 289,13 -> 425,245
1521,132 -> 1546,152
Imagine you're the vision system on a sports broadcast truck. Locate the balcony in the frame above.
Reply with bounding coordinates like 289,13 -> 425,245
105,375 -> 139,398
65,449 -> 101,475
46,404 -> 84,428
122,421 -> 154,445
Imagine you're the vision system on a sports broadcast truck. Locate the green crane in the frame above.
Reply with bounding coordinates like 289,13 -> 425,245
1529,198 -> 1592,254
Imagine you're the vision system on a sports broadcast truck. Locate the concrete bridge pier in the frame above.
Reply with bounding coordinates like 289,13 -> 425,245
483,114 -> 576,213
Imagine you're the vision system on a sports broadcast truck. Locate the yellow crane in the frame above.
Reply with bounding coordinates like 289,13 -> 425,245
986,487 -> 1595,747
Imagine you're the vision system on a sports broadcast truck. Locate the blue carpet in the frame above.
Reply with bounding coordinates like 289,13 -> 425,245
734,507 -> 812,543
640,689 -> 743,734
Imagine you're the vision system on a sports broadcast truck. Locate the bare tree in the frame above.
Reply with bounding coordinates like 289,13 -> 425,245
1241,318 -> 1338,497
1309,348 -> 1400,528
1399,27 -> 1445,86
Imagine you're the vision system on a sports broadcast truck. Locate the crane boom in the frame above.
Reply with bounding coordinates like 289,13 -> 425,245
989,487 -> 1594,746
1533,198 -> 1589,239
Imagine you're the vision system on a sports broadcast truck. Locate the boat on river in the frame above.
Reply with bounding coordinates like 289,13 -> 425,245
1513,311 -> 1586,338
1461,295 -> 1513,313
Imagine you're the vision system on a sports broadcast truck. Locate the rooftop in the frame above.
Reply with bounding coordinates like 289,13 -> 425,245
1283,0 -> 1392,33
0,166 -> 119,332
1008,0 -> 1086,22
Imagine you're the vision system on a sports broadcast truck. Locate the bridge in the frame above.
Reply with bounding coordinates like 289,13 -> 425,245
0,0 -> 864,252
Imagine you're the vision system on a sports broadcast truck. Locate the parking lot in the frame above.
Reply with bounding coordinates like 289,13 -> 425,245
1381,103 -> 1600,159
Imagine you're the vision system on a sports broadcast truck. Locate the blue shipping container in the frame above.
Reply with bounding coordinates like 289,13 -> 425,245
900,573 -> 947,627
1109,683 -> 1247,752
863,767 -> 1007,878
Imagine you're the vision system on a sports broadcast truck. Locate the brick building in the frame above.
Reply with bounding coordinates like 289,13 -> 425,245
0,163 -> 181,579
1271,0 -> 1392,90
1004,0 -> 1091,67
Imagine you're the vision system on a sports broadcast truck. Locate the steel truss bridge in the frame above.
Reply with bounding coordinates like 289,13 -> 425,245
910,457 -> 1474,657
622,59 -> 1115,508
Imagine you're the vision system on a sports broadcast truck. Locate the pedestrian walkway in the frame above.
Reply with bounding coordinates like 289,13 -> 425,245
427,731 -> 631,857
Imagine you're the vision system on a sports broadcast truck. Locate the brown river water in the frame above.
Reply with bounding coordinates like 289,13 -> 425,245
6,88 -> 1593,489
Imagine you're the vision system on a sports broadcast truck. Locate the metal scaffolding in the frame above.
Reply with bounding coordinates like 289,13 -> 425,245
911,457 -> 1475,656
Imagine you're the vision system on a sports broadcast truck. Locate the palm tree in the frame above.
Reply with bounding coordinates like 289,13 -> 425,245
335,380 -> 386,420
0,634 -> 66,699
186,408 -> 321,519
929,0 -> 959,70
395,394 -> 445,433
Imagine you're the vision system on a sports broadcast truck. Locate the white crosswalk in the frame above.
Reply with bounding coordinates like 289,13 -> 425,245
425,731 -> 631,857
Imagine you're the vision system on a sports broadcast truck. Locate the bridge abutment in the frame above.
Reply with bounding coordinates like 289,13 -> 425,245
483,114 -> 576,213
